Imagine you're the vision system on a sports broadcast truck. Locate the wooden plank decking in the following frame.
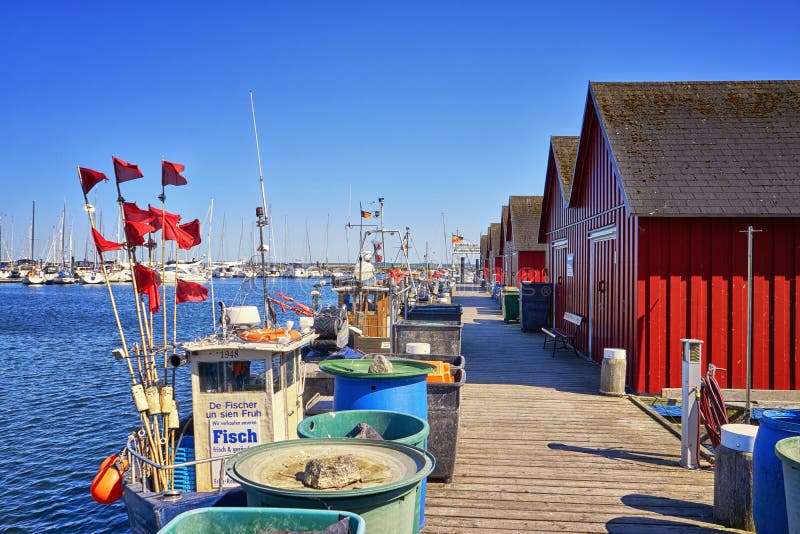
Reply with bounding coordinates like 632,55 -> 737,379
423,286 -> 738,533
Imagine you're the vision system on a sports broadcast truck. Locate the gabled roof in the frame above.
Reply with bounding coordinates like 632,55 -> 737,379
583,81 -> 800,216
489,223 -> 501,256
552,136 -> 580,201
500,205 -> 510,245
509,196 -> 545,251
539,136 -> 580,243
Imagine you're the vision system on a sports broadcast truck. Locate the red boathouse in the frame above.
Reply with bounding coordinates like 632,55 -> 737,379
539,81 -> 800,394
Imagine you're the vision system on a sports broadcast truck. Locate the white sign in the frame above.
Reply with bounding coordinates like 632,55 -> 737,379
567,253 -> 574,277
453,242 -> 479,254
206,400 -> 262,488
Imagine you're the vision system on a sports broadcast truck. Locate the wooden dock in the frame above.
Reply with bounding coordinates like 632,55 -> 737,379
423,286 -> 739,533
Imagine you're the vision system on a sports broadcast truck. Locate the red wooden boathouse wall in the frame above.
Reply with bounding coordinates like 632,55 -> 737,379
637,217 -> 800,393
544,115 -> 800,394
545,126 -> 638,368
517,251 -> 547,283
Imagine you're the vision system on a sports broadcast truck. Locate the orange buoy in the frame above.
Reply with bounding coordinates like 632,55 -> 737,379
90,454 -> 128,504
239,328 -> 301,343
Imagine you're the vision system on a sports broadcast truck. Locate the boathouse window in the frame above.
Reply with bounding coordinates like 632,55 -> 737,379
342,294 -> 354,312
198,360 -> 267,393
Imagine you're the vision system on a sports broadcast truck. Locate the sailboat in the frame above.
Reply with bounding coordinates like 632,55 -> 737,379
47,201 -> 76,284
23,201 -> 45,286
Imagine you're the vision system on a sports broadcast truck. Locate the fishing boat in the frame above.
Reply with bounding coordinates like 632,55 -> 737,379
86,93 -> 324,533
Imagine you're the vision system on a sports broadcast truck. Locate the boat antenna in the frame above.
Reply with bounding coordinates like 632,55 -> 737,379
249,90 -> 276,327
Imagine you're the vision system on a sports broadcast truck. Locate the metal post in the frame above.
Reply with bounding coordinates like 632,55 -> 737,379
680,338 -> 703,468
460,256 -> 465,284
740,226 -> 761,421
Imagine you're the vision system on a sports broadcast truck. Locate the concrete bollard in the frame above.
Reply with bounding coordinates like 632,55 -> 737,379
714,424 -> 758,531
599,348 -> 626,396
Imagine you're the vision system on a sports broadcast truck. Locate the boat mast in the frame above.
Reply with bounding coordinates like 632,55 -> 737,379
30,201 -> 36,263
249,90 -> 275,327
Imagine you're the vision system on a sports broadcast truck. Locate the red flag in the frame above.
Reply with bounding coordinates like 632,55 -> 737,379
162,160 -> 187,187
113,157 -> 144,183
148,205 -> 181,232
375,254 -> 383,263
176,279 -> 208,303
79,167 -> 108,195
91,228 -> 123,253
125,220 -> 155,247
133,264 -> 161,313
177,219 -> 201,250
123,202 -> 154,223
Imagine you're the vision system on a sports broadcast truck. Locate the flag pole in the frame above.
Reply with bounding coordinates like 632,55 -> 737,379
76,166 -> 134,383
159,156 -> 169,380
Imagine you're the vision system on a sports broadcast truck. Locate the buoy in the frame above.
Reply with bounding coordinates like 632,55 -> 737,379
239,328 -> 301,343
90,454 -> 128,504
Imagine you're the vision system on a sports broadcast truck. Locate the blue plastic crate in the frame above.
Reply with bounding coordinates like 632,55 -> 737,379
172,436 -> 196,492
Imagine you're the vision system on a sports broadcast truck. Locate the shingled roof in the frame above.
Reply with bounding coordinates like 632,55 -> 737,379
501,205 -> 510,244
509,196 -> 545,251
587,81 -> 800,216
489,223 -> 501,257
552,136 -> 580,201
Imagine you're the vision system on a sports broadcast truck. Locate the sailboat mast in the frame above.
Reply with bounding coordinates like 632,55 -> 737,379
30,201 -> 35,262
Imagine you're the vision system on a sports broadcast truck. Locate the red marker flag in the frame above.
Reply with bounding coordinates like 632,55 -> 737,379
78,167 -> 108,195
113,157 -> 144,183
91,228 -> 123,253
148,205 -> 181,232
177,219 -> 201,250
125,220 -> 155,247
176,279 -> 208,303
162,160 -> 187,187
123,202 -> 154,223
133,264 -> 161,313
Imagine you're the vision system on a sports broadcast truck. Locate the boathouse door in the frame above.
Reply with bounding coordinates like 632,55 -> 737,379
551,240 -> 568,329
588,226 -> 617,363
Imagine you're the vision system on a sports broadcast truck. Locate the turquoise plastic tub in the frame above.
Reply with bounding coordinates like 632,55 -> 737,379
158,507 -> 365,534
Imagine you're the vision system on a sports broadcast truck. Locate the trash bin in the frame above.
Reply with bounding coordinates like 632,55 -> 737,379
500,286 -> 520,323
519,282 -> 552,332
776,436 -> 800,534
392,320 -> 462,355
427,368 -> 466,482
160,507 -> 366,534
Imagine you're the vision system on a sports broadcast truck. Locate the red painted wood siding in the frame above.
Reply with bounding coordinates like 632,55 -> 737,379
544,125 -> 638,370
517,251 -> 547,283
636,217 -> 800,393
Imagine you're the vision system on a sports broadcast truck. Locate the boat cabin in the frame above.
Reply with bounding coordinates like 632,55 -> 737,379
181,334 -> 308,491
332,284 -> 392,353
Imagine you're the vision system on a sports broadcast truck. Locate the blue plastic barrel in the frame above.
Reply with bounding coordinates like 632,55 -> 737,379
319,359 -> 434,531
753,410 -> 800,534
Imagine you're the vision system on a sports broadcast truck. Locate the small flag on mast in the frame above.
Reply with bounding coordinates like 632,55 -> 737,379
113,157 -> 144,183
162,160 -> 188,187
452,234 -> 464,243
360,210 -> 372,219
78,167 -> 108,195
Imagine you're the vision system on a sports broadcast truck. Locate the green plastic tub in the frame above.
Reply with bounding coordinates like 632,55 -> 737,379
297,410 -> 429,448
775,436 -> 800,533
159,507 -> 365,534
226,438 -> 434,534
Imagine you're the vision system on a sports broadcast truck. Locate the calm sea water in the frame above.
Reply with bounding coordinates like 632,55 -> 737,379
0,277 -> 337,534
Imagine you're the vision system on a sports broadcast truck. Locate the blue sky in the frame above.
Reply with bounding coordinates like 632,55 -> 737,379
1,1 -> 798,264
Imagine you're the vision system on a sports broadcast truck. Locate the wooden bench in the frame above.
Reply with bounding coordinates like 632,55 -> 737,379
542,312 -> 584,357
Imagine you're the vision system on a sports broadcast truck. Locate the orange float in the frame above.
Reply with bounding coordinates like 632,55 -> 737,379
90,454 -> 129,504
239,328 -> 301,343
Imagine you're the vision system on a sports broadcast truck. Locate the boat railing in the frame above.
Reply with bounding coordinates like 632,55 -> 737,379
125,433 -> 234,493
